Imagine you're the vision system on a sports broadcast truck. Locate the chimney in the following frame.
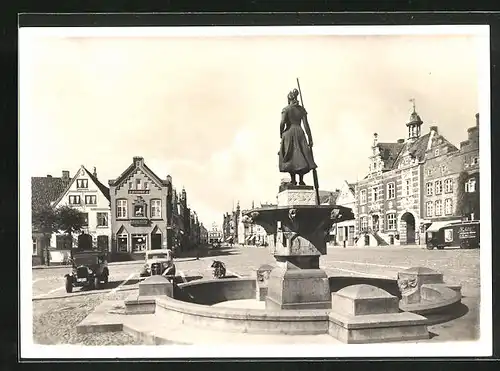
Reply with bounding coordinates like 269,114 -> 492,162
475,113 -> 479,127
62,170 -> 70,180
133,156 -> 144,166
373,133 -> 379,147
397,139 -> 405,144
430,125 -> 438,134
166,175 -> 172,184
92,167 -> 97,178
47,174 -> 52,178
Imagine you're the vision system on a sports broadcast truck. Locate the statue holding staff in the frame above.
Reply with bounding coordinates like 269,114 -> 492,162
278,88 -> 317,187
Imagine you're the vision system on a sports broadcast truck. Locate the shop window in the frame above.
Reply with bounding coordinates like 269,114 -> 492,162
132,234 -> 148,252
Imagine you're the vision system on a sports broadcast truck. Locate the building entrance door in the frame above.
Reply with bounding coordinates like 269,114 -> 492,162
151,233 -> 162,250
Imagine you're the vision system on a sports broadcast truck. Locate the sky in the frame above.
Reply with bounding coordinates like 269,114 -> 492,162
20,28 -> 485,229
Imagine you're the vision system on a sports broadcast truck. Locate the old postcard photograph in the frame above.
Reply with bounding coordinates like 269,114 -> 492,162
19,24 -> 491,358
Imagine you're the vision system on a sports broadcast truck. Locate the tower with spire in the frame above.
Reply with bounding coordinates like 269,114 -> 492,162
406,98 -> 423,141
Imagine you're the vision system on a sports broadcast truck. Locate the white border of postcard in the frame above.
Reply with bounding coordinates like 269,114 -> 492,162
19,24 -> 491,359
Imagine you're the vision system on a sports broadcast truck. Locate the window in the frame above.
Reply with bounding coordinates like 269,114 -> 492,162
97,235 -> 109,251
435,180 -> 443,195
136,179 -> 142,190
403,179 -> 411,196
435,200 -> 442,216
81,213 -> 89,226
132,234 -> 147,252
151,199 -> 161,218
144,182 -> 149,189
76,179 -> 88,189
472,157 -> 479,165
85,195 -> 97,205
32,238 -> 37,255
426,182 -> 433,196
444,178 -> 453,193
440,165 -> 447,174
68,195 -> 81,205
97,212 -> 108,227
134,204 -> 146,217
426,202 -> 434,217
116,199 -> 128,218
128,182 -> 132,189
386,213 -> 396,230
434,149 -> 440,157
360,217 -> 368,231
426,169 -> 432,176
372,186 -> 379,202
387,182 -> 395,199
117,234 -> 128,252
360,190 -> 367,204
465,178 -> 476,193
445,198 -> 453,215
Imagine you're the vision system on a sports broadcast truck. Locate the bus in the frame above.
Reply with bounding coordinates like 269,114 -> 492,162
426,220 -> 480,250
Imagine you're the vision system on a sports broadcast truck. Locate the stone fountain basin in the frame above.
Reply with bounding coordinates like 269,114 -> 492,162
114,276 -> 461,337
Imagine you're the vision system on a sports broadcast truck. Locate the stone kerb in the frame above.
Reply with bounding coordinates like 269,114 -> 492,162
256,264 -> 274,301
328,284 -> 429,344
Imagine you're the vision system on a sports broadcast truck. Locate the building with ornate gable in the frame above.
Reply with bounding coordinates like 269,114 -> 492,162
108,156 -> 199,260
355,103 -> 479,247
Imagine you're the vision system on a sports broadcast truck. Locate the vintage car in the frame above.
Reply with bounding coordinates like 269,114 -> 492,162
140,249 -> 175,277
64,250 -> 109,293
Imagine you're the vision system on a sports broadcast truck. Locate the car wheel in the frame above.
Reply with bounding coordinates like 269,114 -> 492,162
65,276 -> 73,293
94,276 -> 101,290
103,274 -> 108,284
426,245 -> 434,250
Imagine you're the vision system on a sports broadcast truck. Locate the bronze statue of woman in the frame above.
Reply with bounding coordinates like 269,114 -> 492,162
278,88 -> 317,185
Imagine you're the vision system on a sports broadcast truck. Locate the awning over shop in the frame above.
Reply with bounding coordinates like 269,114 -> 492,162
426,220 -> 461,232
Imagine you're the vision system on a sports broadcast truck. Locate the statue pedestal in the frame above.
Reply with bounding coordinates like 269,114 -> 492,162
266,258 -> 331,310
245,187 -> 354,311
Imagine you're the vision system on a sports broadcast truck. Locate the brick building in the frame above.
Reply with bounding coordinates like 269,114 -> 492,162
422,113 -> 480,229
355,103 -> 480,247
355,103 -> 437,246
108,156 -> 201,260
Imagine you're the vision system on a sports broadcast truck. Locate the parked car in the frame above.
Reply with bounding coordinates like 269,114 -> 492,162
64,250 -> 109,293
426,220 -> 480,250
140,249 -> 175,277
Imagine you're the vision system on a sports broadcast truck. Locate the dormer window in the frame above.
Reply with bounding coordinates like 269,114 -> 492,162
434,149 -> 440,157
77,179 -> 88,189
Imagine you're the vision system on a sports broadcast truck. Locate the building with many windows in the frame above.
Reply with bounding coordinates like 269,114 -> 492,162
355,103 -> 480,247
107,156 -> 198,260
422,113 -> 480,229
355,103 -> 442,247
208,223 -> 223,244
51,165 -> 112,256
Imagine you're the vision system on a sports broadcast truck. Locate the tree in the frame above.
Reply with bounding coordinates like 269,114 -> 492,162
456,171 -> 469,219
32,205 -> 87,265
32,206 -> 58,266
54,206 -> 87,258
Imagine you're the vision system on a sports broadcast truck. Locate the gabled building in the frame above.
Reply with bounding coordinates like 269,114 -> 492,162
355,102 -> 433,246
51,165 -> 111,253
31,170 -> 71,265
108,156 -> 175,260
333,181 -> 357,247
